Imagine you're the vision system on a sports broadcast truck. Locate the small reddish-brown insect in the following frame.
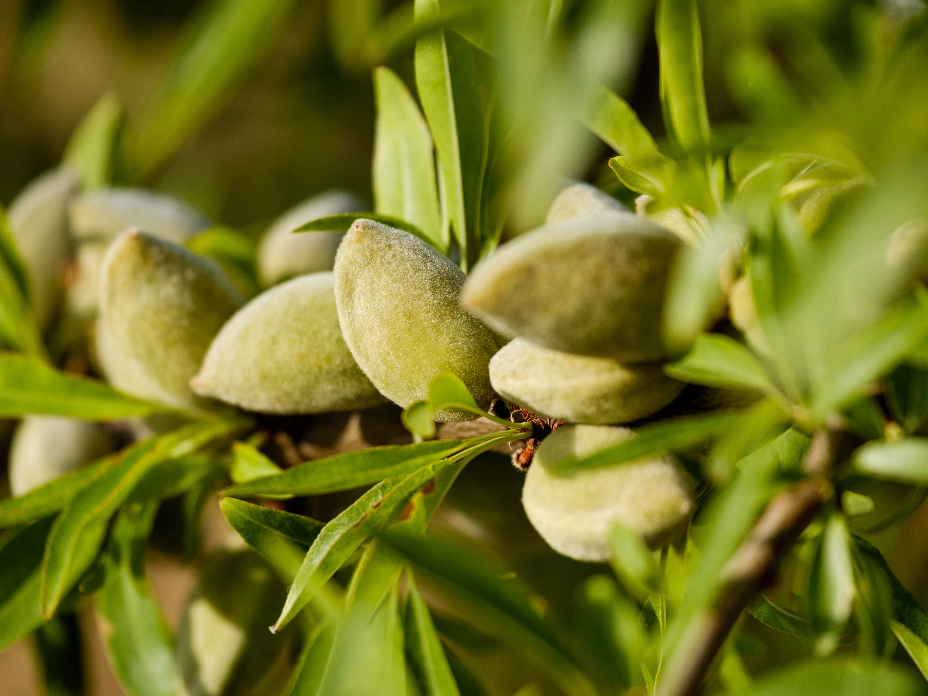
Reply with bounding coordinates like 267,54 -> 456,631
508,405 -> 563,470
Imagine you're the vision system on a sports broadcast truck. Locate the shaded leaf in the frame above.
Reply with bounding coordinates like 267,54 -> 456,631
374,66 -> 443,250
583,83 -> 664,163
405,572 -> 461,696
609,522 -> 660,604
0,353 -> 168,420
809,515 -> 856,648
34,612 -> 84,696
0,204 -> 29,297
887,364 -> 928,434
742,661 -> 925,696
665,333 -> 777,395
575,575 -> 637,689
0,211 -> 47,359
748,596 -> 814,639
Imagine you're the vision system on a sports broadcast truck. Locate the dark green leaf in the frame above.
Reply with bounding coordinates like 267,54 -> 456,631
62,93 -> 124,190
328,0 -> 382,72
230,442 -> 282,484
609,522 -> 659,604
127,454 -> 228,504
345,542 -> 404,612
415,0 -> 485,266
295,212 -> 436,249
96,503 -> 177,696
853,439 -> 928,484
748,596 -> 814,639
34,612 -> 84,696
809,515 -> 856,648
223,439 -> 467,499
548,410 -> 739,475
656,0 -> 710,154
575,575 -> 637,689
841,397 -> 886,440
0,212 -> 47,359
41,418 -> 247,616
583,83 -> 664,163
127,0 -> 300,177
0,204 -> 29,297
373,66 -> 443,250
220,498 -> 323,582
888,364 -> 928,434
665,333 -> 778,395
0,458 -> 113,528
0,353 -> 169,420
742,661 -> 925,696
405,572 -> 461,696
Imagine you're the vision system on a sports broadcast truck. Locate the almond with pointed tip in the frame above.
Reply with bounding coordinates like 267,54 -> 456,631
7,168 -> 78,329
192,272 -> 384,414
522,424 -> 695,561
98,229 -> 243,409
546,182 -> 628,223
490,338 -> 683,424
257,190 -> 365,287
333,219 -> 501,421
9,416 -> 115,496
462,212 -> 681,362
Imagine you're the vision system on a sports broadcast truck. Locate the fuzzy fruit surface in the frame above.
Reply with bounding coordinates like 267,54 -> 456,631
192,272 -> 384,414
334,219 -> 501,421
546,182 -> 629,223
462,211 -> 680,363
98,229 -> 243,409
491,338 -> 683,425
9,416 -> 115,496
522,424 -> 695,561
69,187 -> 210,243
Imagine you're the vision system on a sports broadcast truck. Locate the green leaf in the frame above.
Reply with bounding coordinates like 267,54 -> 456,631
853,439 -> 928,484
345,542 -> 405,612
405,572 -> 461,696
0,353 -> 169,419
40,418 -> 247,616
296,212 -> 437,250
609,522 -> 660,604
230,442 -> 282,484
583,83 -> 664,164
0,456 -> 112,528
283,620 -> 336,696
34,612 -> 84,696
708,399 -> 791,482
548,410 -> 740,475
841,397 -> 886,440
656,0 -> 710,154
328,0 -> 382,72
126,0 -> 300,177
96,503 -> 177,696
665,333 -> 778,395
382,531 -> 597,696
887,364 -> 928,434
62,93 -> 124,190
126,454 -> 228,504
403,401 -> 437,439
748,596 -> 814,639
809,515 -> 856,648
415,0 -> 485,267
271,447 -> 477,633
373,66 -> 443,251
220,498 -> 323,582
742,661 -> 925,696
403,373 -> 525,433
841,491 -> 875,517
0,212 -> 47,359
810,292 -> 928,419
608,156 -> 664,197
223,439 -> 467,499
575,575 -> 637,689
893,621 -> 928,682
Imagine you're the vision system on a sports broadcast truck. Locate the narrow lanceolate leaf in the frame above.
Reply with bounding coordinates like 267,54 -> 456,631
656,0 -> 710,154
810,292 -> 928,420
748,596 -> 815,639
415,0 -> 484,265
271,451 -> 472,632
97,504 -> 177,696
383,532 -> 597,696
41,418 -> 248,616
548,410 -> 739,475
809,516 -> 855,642
893,621 -> 928,681
853,439 -> 928,484
0,353 -> 169,419
223,439 -> 467,499
405,573 -> 461,696
374,66 -> 443,250
665,333 -> 777,395
0,211 -> 46,359
0,457 -> 113,529
583,83 -> 664,164
742,661 -> 925,696
126,0 -> 300,177
283,621 -> 336,696
220,498 -> 323,581
328,0 -> 381,71
0,205 -> 29,297
296,213 -> 435,249
62,93 -> 124,190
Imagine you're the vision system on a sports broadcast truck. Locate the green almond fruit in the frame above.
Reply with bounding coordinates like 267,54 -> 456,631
490,338 -> 683,424
7,168 -> 79,329
522,424 -> 695,561
461,212 -> 681,363
191,272 -> 384,414
176,548 -> 291,696
98,229 -> 244,409
66,241 -> 108,316
69,187 -> 210,244
546,182 -> 628,223
9,416 -> 115,496
257,190 -> 364,287
334,219 -> 501,421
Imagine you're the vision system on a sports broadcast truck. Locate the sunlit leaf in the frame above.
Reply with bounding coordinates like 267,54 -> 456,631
808,515 -> 856,649
665,333 -> 778,395
609,522 -> 660,604
852,439 -> 928,484
230,442 -> 282,484
742,661 -> 924,696
62,93 -> 124,190
748,596 -> 814,639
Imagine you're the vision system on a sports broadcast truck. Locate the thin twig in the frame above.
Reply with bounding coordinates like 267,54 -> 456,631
657,477 -> 830,696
